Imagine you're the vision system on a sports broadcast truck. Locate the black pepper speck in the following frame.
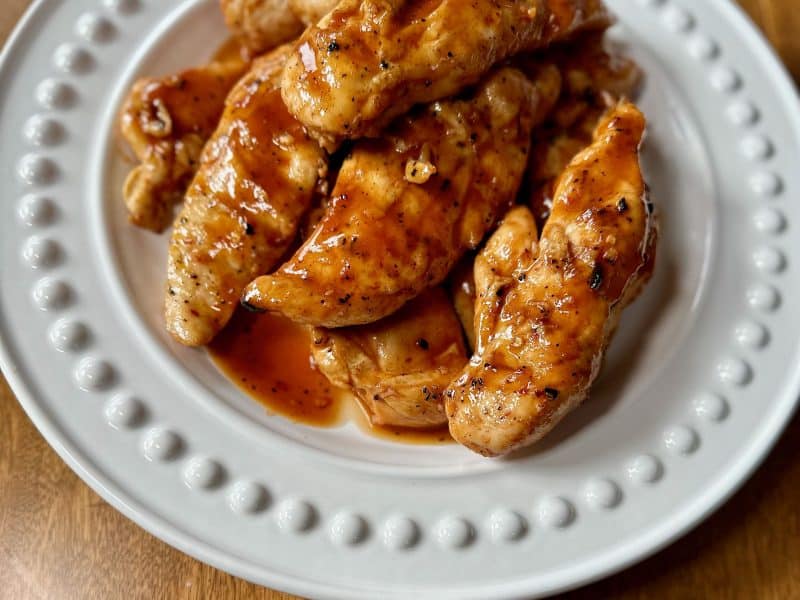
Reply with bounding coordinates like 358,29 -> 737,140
589,265 -> 603,291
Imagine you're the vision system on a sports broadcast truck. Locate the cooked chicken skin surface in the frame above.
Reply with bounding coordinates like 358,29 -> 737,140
242,65 -> 561,327
221,0 -> 339,54
166,45 -> 327,346
289,0 -> 340,24
525,34 -> 642,227
446,101 -> 656,457
471,207 -> 540,358
448,36 -> 638,350
120,52 -> 249,232
281,0 -> 611,141
311,287 -> 467,427
221,0 -> 304,54
449,210 -> 537,359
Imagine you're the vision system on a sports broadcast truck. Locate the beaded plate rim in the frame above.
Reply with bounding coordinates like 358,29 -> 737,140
2,0 -> 800,598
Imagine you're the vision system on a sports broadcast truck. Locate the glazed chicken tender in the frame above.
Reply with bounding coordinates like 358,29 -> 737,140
471,207 -> 540,357
281,0 -> 611,142
525,34 -> 642,226
311,287 -> 467,428
242,65 -> 561,327
288,0 -> 340,24
448,37 -> 640,349
120,53 -> 249,232
446,101 -> 656,457
166,45 -> 327,346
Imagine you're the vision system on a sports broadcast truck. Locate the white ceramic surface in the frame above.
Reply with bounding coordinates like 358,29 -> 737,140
1,0 -> 799,598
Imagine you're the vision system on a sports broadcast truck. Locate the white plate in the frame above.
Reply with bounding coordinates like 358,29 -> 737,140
1,0 -> 799,597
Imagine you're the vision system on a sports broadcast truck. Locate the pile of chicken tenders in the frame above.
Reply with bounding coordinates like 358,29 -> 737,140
120,0 -> 657,457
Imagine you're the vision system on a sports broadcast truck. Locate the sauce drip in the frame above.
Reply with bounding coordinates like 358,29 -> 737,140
209,309 -> 342,427
209,309 -> 454,445
363,422 -> 453,445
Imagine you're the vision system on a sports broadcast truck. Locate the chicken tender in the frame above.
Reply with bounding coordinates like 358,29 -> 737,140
281,0 -> 611,141
166,45 -> 327,346
311,287 -> 467,428
221,0 -> 339,54
448,37 -> 638,349
242,65 -> 561,327
446,101 -> 656,457
525,34 -> 642,227
471,207 -> 540,358
120,52 -> 248,232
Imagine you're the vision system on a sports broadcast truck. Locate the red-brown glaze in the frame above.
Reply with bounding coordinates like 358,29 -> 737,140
209,308 -> 455,444
209,309 -> 343,427
280,0 -> 611,140
446,101 -> 656,457
523,33 -> 643,228
120,43 -> 249,231
243,65 -> 560,328
220,0 -> 305,55
165,44 -> 327,347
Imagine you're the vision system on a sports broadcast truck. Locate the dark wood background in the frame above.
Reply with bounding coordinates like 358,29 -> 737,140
1,1 -> 798,598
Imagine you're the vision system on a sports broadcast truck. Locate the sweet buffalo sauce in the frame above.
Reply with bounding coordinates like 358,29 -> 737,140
209,309 -> 343,427
209,309 -> 454,444
362,422 -> 453,445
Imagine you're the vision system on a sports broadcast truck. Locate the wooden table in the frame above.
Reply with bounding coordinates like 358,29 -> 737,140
1,1 -> 798,598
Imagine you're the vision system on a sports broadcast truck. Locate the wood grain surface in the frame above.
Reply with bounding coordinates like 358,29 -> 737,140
1,1 -> 799,598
